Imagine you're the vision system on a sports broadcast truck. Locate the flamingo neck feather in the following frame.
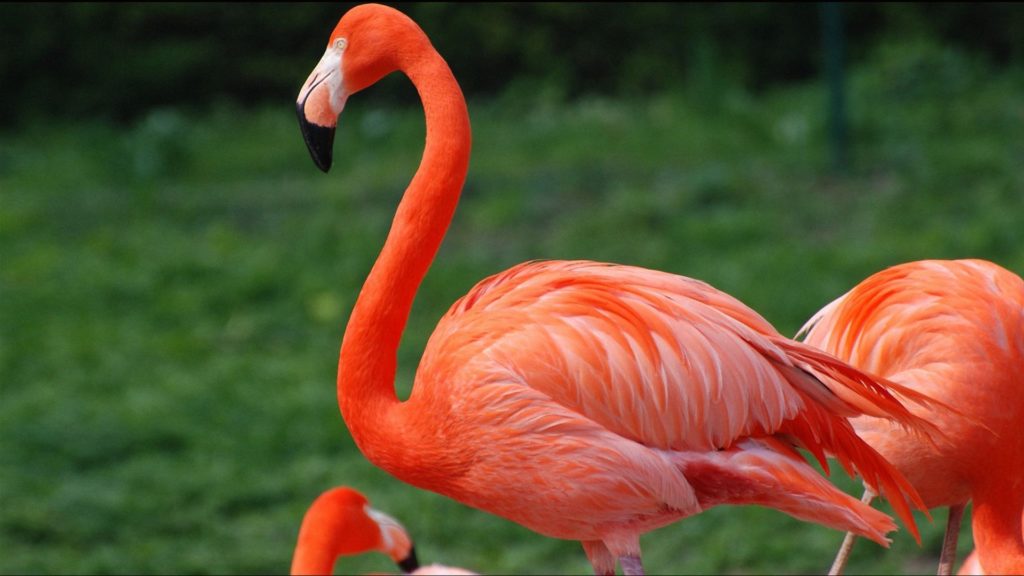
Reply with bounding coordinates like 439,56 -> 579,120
291,499 -> 380,575
336,45 -> 470,471
971,477 -> 1024,573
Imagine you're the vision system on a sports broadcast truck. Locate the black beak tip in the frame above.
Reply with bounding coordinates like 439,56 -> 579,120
396,546 -> 420,574
295,102 -> 335,173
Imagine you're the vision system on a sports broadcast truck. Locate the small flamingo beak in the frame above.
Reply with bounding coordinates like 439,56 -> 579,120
366,506 -> 418,572
396,545 -> 420,574
296,100 -> 335,173
296,43 -> 348,172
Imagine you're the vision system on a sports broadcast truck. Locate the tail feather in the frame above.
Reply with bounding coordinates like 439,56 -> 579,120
778,405 -> 926,543
768,338 -> 937,543
676,439 -> 897,546
777,338 -> 948,440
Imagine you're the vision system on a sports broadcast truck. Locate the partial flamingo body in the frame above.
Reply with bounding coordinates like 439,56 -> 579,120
801,259 -> 1024,574
295,5 -> 937,574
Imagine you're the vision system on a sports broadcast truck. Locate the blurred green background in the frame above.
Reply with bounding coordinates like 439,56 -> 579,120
1,2 -> 1022,574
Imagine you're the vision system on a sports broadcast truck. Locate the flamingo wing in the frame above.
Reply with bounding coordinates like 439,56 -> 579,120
430,260 -> 810,451
429,260 -> 929,449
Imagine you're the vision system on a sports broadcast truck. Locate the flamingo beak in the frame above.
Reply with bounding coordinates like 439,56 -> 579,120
296,43 -> 348,172
296,101 -> 335,173
366,506 -> 419,573
396,545 -> 420,574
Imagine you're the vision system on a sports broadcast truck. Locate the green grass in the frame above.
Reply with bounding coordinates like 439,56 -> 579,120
2,45 -> 1022,574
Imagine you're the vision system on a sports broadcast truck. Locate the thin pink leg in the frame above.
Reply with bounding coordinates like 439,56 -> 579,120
582,541 -> 616,576
938,504 -> 966,576
619,555 -> 644,576
829,489 -> 875,575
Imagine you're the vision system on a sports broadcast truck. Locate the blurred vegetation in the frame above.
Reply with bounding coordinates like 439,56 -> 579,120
2,2 -> 1023,575
2,2 -> 1024,127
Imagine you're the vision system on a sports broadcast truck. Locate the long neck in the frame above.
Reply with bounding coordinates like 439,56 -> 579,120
290,503 -> 381,575
291,529 -> 339,576
336,49 -> 471,465
290,505 -> 351,576
970,477 -> 1024,573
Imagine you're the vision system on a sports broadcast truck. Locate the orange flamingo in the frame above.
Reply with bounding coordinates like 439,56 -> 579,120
291,486 -> 475,575
801,259 -> 1024,575
294,5 -> 940,574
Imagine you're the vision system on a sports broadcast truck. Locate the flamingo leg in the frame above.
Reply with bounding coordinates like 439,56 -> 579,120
582,541 -> 616,576
828,489 -> 876,576
583,535 -> 645,576
937,504 -> 965,576
618,555 -> 644,576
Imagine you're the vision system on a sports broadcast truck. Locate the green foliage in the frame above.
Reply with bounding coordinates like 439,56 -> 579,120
3,3 -> 1023,127
2,39 -> 1021,574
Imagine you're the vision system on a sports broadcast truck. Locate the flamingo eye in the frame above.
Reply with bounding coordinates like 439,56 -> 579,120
333,37 -> 347,51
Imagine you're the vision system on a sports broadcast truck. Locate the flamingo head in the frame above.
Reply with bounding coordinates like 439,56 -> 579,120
295,486 -> 418,573
364,503 -> 419,572
296,3 -> 431,172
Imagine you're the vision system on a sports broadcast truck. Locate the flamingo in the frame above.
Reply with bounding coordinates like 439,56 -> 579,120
294,4 -> 941,574
800,259 -> 1024,575
291,486 -> 475,575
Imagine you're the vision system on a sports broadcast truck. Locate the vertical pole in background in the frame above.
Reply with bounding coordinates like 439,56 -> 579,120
822,2 -> 848,174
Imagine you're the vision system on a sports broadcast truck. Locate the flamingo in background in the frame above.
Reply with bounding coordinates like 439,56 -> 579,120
291,486 -> 475,575
294,4 -> 941,574
800,259 -> 1024,575
291,486 -> 416,575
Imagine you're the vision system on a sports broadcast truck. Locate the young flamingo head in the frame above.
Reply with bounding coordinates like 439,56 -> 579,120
295,486 -> 418,574
295,3 -> 432,172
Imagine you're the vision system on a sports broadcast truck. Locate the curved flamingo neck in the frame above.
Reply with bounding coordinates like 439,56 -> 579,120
291,525 -> 342,575
291,499 -> 379,575
337,45 -> 470,470
970,478 -> 1024,573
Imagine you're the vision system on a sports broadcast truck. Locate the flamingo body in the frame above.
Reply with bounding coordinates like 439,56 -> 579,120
295,5 -> 937,573
802,259 -> 1024,573
401,260 -> 923,546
